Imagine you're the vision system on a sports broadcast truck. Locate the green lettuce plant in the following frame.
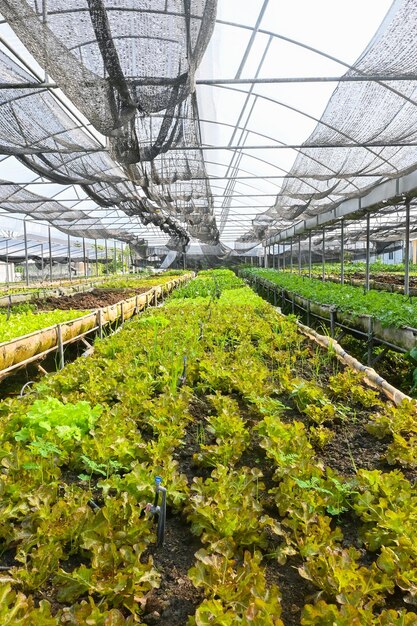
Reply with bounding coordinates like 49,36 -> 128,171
188,549 -> 284,626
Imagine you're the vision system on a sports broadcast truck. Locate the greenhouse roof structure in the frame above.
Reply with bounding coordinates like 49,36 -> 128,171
0,0 -> 416,253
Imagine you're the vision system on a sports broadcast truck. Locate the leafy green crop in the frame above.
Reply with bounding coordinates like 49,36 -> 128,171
188,550 -> 284,625
0,268 -> 415,623
14,397 -> 102,443
102,271 -> 184,290
171,269 -> 244,299
242,267 -> 417,328
0,309 -> 87,343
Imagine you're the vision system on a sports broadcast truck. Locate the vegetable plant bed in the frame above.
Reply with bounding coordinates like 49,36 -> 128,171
242,268 -> 417,354
329,271 -> 417,288
0,272 -> 184,308
1,270 -> 417,624
301,271 -> 417,296
35,288 -> 149,311
0,275 -> 119,300
296,262 -> 417,277
0,274 -> 190,381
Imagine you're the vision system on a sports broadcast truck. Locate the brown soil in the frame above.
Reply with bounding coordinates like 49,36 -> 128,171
35,288 -> 149,311
266,556 -> 317,626
324,271 -> 417,292
348,272 -> 417,287
143,515 -> 204,626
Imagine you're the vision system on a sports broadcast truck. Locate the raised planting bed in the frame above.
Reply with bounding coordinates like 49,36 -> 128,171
34,288 -> 148,311
295,270 -> 417,296
0,273 -> 131,299
0,269 -> 417,624
0,279 -> 108,308
0,272 -> 179,308
242,268 -> 417,353
0,273 -> 191,380
300,261 -> 417,277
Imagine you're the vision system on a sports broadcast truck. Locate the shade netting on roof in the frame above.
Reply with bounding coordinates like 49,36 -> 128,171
0,0 -> 220,246
241,0 -> 417,244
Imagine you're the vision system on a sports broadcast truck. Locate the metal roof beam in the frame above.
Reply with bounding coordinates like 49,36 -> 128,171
121,74 -> 417,87
265,170 -> 417,245
181,143 -> 417,150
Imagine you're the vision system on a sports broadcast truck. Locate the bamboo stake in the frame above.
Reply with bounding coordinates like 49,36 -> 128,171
296,320 -> 415,407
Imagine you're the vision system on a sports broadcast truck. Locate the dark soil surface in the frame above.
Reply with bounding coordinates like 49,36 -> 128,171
143,515 -> 204,626
35,288 -> 149,310
317,411 -> 389,476
0,548 -> 18,570
173,395 -> 213,484
169,384 -> 409,625
319,271 -> 417,293
266,556 -> 317,626
346,271 -> 417,288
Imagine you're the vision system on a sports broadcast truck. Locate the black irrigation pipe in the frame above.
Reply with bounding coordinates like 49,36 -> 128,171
146,476 -> 167,547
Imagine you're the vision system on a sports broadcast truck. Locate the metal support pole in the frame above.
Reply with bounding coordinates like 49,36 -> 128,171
365,213 -> 371,292
113,239 -> 117,274
82,238 -> 87,278
105,239 -> 108,275
57,324 -> 64,369
130,245 -> 134,273
40,243 -> 44,281
404,199 -> 411,297
308,232 -> 312,278
5,240 -> 9,286
67,235 -> 72,281
276,245 -> 280,270
290,239 -> 293,272
97,308 -> 103,339
23,218 -> 30,286
95,240 -> 99,277
264,245 -> 268,268
322,228 -> 325,281
283,243 -> 286,270
298,237 -> 301,274
121,243 -> 125,274
48,226 -> 53,282
340,219 -> 345,285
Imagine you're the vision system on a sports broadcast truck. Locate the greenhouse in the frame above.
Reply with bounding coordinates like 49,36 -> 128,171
1,1 -> 417,625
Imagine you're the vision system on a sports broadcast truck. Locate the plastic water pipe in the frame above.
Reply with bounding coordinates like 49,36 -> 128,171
20,380 -> 35,397
146,476 -> 167,547
178,355 -> 187,387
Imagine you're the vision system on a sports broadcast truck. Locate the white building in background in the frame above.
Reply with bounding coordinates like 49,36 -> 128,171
0,261 -> 15,283
376,240 -> 417,265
